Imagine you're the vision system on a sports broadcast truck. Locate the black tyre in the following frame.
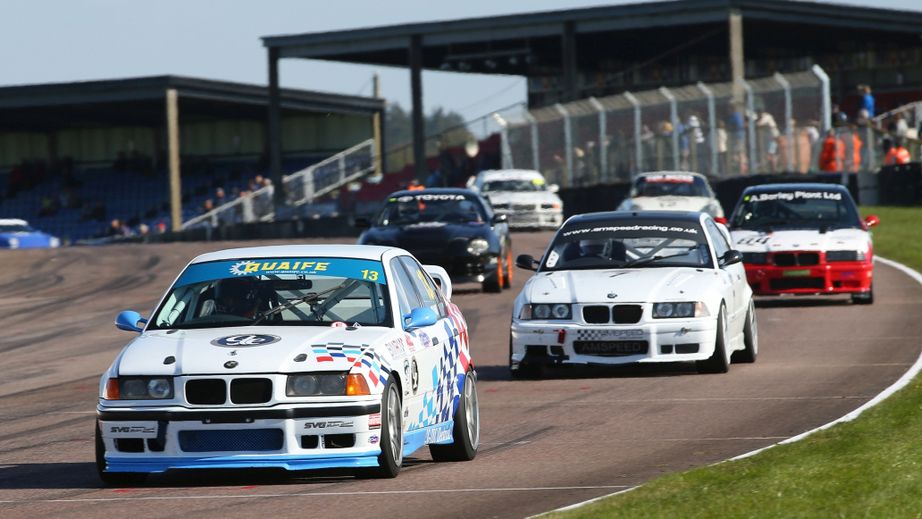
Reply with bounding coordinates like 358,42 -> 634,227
732,299 -> 758,363
482,259 -> 502,293
509,334 -> 542,379
368,379 -> 403,478
501,245 -> 513,290
851,283 -> 874,305
95,421 -> 147,487
697,303 -> 730,374
429,369 -> 480,462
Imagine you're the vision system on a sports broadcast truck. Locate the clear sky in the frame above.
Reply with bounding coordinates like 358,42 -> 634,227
2,0 -> 918,123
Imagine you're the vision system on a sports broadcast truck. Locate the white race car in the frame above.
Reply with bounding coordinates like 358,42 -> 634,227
617,172 -> 724,218
97,245 -> 478,484
468,169 -> 564,229
511,211 -> 756,377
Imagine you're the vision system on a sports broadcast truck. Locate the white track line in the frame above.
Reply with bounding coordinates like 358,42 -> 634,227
0,485 -> 630,506
535,256 -> 922,517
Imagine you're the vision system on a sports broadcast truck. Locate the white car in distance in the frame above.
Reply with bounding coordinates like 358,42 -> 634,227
617,172 -> 724,218
468,169 -> 564,229
510,211 -> 756,377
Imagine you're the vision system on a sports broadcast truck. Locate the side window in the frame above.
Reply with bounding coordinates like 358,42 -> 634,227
706,220 -> 731,259
399,256 -> 447,318
389,258 -> 421,322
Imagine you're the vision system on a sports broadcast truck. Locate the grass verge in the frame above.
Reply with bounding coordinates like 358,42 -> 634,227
547,205 -> 922,518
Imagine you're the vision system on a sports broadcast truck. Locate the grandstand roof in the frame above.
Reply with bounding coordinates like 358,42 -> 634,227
0,75 -> 384,132
262,0 -> 922,76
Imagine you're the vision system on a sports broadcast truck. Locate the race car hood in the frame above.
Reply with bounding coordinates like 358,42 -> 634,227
730,228 -> 871,253
524,268 -> 719,305
361,221 -> 497,251
621,196 -> 714,213
116,325 -> 388,376
484,191 -> 562,208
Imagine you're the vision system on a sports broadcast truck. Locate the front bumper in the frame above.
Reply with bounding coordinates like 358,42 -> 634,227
412,251 -> 498,283
744,260 -> 873,296
97,401 -> 382,473
496,209 -> 563,229
510,317 -> 717,369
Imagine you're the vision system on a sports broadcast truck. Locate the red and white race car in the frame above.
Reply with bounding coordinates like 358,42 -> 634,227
728,183 -> 879,304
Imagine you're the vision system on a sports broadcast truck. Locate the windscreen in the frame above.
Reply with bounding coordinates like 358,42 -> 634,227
376,193 -> 486,226
730,189 -> 861,231
149,257 -> 390,330
632,174 -> 710,198
482,177 -> 547,193
542,220 -> 712,271
0,224 -> 33,233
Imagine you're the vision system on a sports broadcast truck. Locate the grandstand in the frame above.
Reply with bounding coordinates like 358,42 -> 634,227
0,76 -> 383,242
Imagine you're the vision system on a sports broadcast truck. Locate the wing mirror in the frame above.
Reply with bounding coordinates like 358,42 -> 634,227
423,264 -> 453,300
115,310 -> 148,333
516,254 -> 539,271
865,215 -> 880,228
404,307 -> 438,330
492,213 -> 508,224
719,250 -> 743,268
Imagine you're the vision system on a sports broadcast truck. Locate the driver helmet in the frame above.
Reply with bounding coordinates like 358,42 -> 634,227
214,277 -> 260,316
579,239 -> 606,257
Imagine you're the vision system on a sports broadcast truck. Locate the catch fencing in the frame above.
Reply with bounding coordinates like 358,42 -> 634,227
497,66 -> 844,186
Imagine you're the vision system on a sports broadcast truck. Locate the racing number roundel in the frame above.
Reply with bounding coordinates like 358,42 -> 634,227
210,334 -> 281,347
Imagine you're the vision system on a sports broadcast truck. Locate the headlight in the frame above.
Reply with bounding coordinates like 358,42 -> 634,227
113,377 -> 174,399
467,238 -> 489,255
519,303 -> 572,320
286,373 -> 347,396
742,252 -> 768,265
8,237 -> 19,249
652,302 -> 707,318
826,250 -> 864,262
49,237 -> 61,248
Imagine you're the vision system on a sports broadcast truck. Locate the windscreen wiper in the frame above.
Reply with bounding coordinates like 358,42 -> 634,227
250,281 -> 349,326
622,246 -> 698,268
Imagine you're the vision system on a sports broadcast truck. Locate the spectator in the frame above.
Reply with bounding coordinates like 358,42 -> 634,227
201,198 -> 215,214
819,129 -> 846,172
726,103 -> 746,173
215,187 -> 227,206
756,111 -> 780,172
884,138 -> 911,165
858,85 -> 875,118
107,218 -> 131,237
716,120 -> 728,175
137,223 -> 150,236
831,104 -> 848,127
891,113 -> 909,139
846,125 -> 863,173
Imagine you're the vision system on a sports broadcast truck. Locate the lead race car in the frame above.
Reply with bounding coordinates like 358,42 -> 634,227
728,183 -> 878,304
97,245 -> 478,484
510,211 -> 756,377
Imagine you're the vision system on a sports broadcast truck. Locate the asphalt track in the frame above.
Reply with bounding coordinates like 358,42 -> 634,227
1,232 -> 921,519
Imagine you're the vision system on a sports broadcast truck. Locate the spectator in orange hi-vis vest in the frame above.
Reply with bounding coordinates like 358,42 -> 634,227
884,138 -> 911,166
849,128 -> 863,173
819,129 -> 845,172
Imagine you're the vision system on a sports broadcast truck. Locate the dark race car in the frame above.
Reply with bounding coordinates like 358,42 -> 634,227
357,188 -> 512,292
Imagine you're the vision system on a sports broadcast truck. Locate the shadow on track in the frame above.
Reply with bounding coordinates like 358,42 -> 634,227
754,296 -> 852,308
476,362 -> 700,382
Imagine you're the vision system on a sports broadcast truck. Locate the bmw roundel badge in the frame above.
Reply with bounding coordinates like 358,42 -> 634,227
224,360 -> 238,369
211,334 -> 281,347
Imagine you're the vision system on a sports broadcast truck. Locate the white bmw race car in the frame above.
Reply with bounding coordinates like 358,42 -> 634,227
468,169 -> 564,229
511,211 -> 756,377
617,172 -> 724,218
97,245 -> 478,484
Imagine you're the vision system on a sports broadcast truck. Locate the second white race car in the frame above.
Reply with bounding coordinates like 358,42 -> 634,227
511,211 -> 756,377
468,169 -> 564,229
617,171 -> 724,218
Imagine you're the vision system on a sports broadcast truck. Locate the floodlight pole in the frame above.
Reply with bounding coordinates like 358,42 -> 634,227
774,72 -> 795,172
372,73 -> 384,176
165,88 -> 182,232
524,111 -> 540,172
555,103 -> 574,186
660,87 -> 680,170
624,91 -> 642,177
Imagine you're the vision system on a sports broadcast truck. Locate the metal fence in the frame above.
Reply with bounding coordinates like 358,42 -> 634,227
497,66 -> 846,187
182,139 -> 375,229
